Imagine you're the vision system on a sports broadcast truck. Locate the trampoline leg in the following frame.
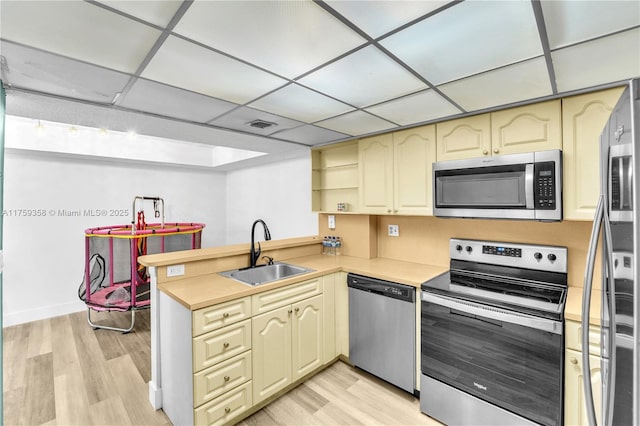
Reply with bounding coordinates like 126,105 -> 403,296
87,308 -> 136,334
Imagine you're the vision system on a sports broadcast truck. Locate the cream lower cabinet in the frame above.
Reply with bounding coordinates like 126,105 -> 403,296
565,320 -> 603,426
562,87 -> 625,220
252,294 -> 323,404
359,125 -> 436,215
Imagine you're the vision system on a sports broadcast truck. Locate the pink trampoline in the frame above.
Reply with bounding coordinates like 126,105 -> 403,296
78,197 -> 204,332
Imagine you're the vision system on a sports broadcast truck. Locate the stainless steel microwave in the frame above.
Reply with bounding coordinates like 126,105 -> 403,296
433,150 -> 562,221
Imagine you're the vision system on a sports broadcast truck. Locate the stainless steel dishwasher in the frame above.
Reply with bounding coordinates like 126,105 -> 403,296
348,273 -> 416,394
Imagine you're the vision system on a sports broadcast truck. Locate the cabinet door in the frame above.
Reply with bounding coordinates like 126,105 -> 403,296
436,113 -> 491,161
490,100 -> 562,156
359,134 -> 394,214
322,274 -> 337,364
334,272 -> 349,357
393,125 -> 436,215
563,87 -> 625,220
292,295 -> 324,381
252,306 -> 292,404
565,348 -> 602,426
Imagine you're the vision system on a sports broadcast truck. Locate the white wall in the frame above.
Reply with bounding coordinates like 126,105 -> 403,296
225,154 -> 318,245
3,150 -> 226,326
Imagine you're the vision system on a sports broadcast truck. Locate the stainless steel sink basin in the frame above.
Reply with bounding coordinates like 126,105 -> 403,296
219,262 -> 314,286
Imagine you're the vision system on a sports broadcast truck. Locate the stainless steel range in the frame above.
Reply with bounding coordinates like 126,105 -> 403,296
420,238 -> 568,426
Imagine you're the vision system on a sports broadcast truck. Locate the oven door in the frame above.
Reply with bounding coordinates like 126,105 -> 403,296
421,292 -> 563,426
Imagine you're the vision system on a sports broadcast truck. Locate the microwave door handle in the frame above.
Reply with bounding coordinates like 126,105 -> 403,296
525,164 -> 534,209
582,194 -> 604,426
618,157 -> 625,211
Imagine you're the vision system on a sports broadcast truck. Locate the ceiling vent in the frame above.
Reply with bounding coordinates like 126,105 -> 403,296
247,119 -> 277,129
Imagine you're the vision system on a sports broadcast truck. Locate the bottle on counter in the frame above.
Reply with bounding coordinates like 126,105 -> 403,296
335,237 -> 342,255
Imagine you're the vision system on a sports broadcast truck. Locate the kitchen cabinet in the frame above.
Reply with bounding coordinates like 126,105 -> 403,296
562,87 -> 625,220
359,125 -> 436,215
159,294 -> 253,426
252,294 -> 323,404
436,101 -> 561,161
334,272 -> 349,357
322,273 -> 337,363
311,141 -> 359,213
565,320 -> 602,426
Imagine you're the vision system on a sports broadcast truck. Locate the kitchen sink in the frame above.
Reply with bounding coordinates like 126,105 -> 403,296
219,262 -> 314,286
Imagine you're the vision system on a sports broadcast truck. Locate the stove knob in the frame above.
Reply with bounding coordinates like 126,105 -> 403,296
465,246 -> 473,253
534,252 -> 543,260
548,253 -> 557,262
455,244 -> 463,252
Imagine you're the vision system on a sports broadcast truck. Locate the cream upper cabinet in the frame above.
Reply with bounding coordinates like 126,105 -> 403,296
491,100 -> 561,155
436,102 -> 561,162
359,134 -> 394,214
436,113 -> 491,161
359,125 -> 436,215
562,87 -> 625,220
393,126 -> 437,215
311,141 -> 359,213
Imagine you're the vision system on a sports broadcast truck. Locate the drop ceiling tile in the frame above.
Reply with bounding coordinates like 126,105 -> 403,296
365,90 -> 461,126
380,1 -> 542,85
95,1 -> 183,28
316,110 -> 396,136
552,29 -> 640,93
541,1 -> 640,49
118,78 -> 237,123
173,0 -> 366,79
0,41 -> 130,104
298,45 -> 426,107
325,0 -> 450,38
438,57 -> 552,111
0,0 -> 161,73
141,36 -> 287,104
273,125 -> 350,146
210,106 -> 304,136
248,84 -> 355,123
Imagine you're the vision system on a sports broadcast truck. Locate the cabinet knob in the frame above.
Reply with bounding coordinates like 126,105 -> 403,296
387,209 -> 392,213
224,407 -> 231,414
295,307 -> 300,314
288,309 -> 293,315
482,150 -> 489,155
224,375 -> 230,382
570,357 -> 578,365
222,312 -> 230,318
493,148 -> 499,154
223,342 -> 230,348
393,209 -> 398,213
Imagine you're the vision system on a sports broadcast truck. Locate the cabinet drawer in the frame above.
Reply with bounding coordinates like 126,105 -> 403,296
194,350 -> 252,407
194,320 -> 251,373
194,380 -> 252,426
193,297 -> 251,337
252,279 -> 322,315
566,320 -> 601,356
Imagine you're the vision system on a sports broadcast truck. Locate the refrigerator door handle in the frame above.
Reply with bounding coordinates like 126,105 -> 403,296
582,195 -> 605,426
602,208 -> 617,426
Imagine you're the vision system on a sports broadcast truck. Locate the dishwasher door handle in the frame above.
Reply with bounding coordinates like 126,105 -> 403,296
421,292 -> 562,335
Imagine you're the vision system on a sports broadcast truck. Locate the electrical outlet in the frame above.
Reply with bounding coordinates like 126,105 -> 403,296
167,264 -> 185,277
388,224 -> 399,237
328,215 -> 336,230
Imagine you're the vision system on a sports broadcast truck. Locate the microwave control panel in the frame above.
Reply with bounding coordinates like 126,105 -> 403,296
534,161 -> 556,210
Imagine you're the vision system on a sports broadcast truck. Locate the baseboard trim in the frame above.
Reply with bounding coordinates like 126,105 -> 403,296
3,300 -> 86,327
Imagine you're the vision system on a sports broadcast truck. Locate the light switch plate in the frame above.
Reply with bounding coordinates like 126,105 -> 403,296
328,215 -> 336,230
167,264 -> 185,277
388,224 -> 399,237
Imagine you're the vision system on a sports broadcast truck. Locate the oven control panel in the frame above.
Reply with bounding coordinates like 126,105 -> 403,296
450,238 -> 567,273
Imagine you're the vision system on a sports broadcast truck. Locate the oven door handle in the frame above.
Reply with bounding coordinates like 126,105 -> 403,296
421,292 -> 562,334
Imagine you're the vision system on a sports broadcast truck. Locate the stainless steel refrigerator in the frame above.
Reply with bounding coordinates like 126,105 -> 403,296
582,78 -> 639,426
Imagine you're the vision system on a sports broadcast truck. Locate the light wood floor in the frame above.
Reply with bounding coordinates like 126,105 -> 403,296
4,310 -> 441,426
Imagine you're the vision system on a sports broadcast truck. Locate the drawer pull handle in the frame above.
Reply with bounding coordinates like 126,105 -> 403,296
570,357 -> 578,365
224,375 -> 230,382
224,407 -> 231,414
222,312 -> 230,318
223,342 -> 230,349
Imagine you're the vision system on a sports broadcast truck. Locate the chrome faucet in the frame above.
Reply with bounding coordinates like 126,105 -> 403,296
250,219 -> 271,268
